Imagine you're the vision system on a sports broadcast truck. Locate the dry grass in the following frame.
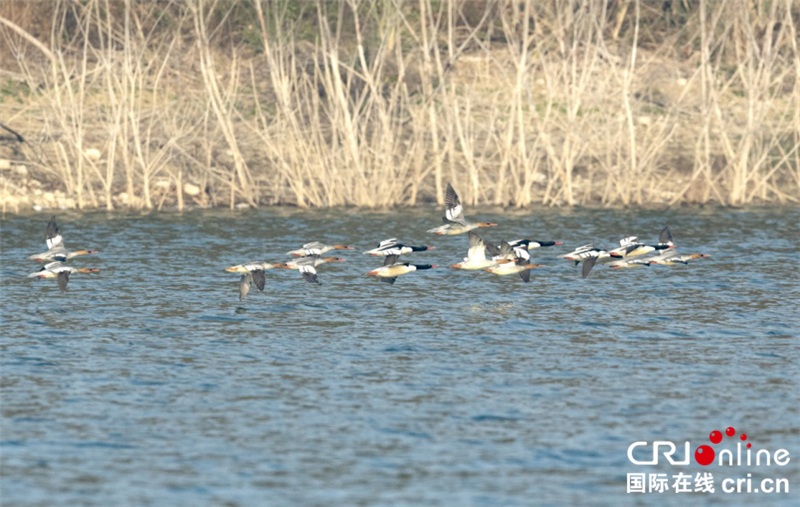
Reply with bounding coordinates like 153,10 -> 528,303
1,0 -> 798,210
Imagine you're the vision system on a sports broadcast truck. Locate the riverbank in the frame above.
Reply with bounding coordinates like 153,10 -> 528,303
1,158 -> 216,213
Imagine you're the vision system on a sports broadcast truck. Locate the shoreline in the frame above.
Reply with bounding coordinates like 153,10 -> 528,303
4,159 -> 799,215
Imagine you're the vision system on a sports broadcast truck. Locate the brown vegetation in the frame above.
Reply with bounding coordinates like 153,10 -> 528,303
1,0 -> 799,211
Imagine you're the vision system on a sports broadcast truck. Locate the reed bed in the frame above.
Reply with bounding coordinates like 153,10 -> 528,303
0,0 -> 798,210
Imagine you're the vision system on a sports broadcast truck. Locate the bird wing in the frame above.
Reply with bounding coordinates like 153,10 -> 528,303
46,215 -> 64,249
582,256 -> 598,279
239,273 -> 251,301
659,225 -> 674,244
619,236 -> 638,247
659,248 -> 679,261
380,277 -> 397,284
49,248 -> 68,262
43,261 -> 63,271
383,255 -> 400,266
57,270 -> 70,292
519,269 -> 531,283
467,232 -> 488,260
378,238 -> 398,248
299,265 -> 320,284
444,183 -> 465,224
498,241 -> 514,258
513,247 -> 531,261
297,242 -> 325,256
567,244 -> 595,255
252,269 -> 266,291
294,255 -> 318,267
624,244 -> 641,255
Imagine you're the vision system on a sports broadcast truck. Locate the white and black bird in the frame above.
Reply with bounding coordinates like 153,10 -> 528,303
612,226 -> 677,258
29,215 -> 99,262
363,238 -> 434,257
284,255 -> 346,284
28,261 -> 100,292
286,242 -> 354,257
507,239 -> 564,251
366,255 -> 438,284
649,252 -> 710,266
483,241 -> 545,283
427,183 -> 497,235
224,261 -> 286,300
560,245 -> 613,279
450,232 -> 499,270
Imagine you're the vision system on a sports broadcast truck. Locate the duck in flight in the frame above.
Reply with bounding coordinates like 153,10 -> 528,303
450,232 -> 498,270
560,244 -> 615,279
649,253 -> 710,266
29,215 -> 99,262
287,242 -> 354,257
608,258 -> 651,269
611,226 -> 677,258
609,248 -> 679,268
28,261 -> 99,292
366,255 -> 438,284
364,239 -> 434,257
427,183 -> 497,235
482,240 -> 545,282
284,256 -> 345,284
506,239 -> 564,251
225,261 -> 287,300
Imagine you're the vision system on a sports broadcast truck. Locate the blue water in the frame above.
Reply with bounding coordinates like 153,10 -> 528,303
1,207 -> 798,506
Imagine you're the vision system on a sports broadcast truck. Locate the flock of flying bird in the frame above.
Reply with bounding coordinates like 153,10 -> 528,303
25,184 -> 710,300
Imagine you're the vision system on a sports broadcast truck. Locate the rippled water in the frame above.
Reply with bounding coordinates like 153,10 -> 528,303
1,207 -> 799,506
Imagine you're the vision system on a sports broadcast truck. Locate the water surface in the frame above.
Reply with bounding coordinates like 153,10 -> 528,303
1,207 -> 799,506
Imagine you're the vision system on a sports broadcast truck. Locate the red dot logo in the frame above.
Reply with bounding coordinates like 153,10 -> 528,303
740,434 -> 747,441
747,443 -> 752,448
726,427 -> 736,437
710,431 -> 723,444
695,445 -> 715,466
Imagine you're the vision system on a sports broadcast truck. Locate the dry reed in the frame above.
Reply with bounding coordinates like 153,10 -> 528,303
0,0 -> 798,210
